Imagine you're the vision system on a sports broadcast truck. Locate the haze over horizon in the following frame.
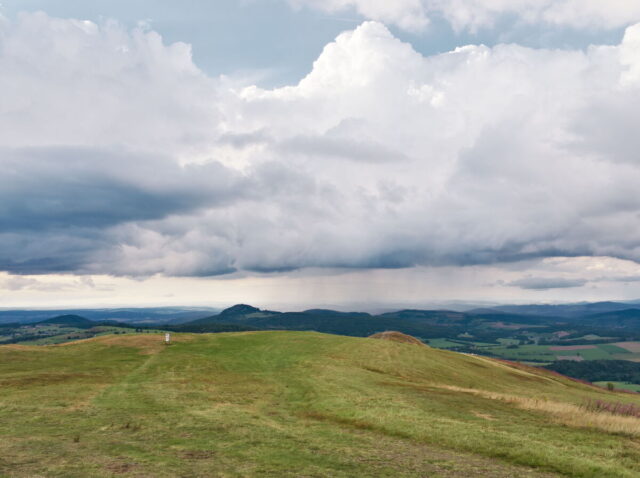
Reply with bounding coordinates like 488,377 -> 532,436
2,1 -> 640,309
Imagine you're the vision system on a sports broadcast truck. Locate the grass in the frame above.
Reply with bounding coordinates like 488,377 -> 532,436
598,344 -> 631,355
1,331 -> 640,477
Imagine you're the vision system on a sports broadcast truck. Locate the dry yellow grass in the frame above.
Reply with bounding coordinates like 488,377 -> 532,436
437,384 -> 640,437
1,344 -> 50,351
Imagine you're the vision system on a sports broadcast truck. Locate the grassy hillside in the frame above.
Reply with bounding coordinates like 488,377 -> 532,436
1,332 -> 640,477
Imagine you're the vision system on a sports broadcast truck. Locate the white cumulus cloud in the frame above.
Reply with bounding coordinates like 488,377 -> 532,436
2,13 -> 640,282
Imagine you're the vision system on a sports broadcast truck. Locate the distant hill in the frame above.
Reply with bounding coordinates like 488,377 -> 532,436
219,304 -> 262,316
478,301 -> 640,318
34,314 -> 138,330
174,302 -> 640,342
587,308 -> 640,319
172,304 -> 266,332
37,315 -> 96,329
0,307 -> 220,325
380,309 -> 466,321
303,309 -> 371,317
176,305 -> 466,338
581,308 -> 640,327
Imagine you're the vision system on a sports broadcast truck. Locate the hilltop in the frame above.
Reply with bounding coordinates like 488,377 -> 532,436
1,331 -> 640,477
369,330 -> 426,346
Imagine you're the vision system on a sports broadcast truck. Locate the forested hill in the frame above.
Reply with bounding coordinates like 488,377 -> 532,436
170,303 -> 640,343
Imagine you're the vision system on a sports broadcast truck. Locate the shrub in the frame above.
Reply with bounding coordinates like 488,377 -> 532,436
583,399 -> 640,418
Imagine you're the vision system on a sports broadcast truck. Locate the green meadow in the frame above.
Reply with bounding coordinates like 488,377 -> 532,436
2,331 -> 640,477
593,381 -> 640,393
427,340 -> 640,364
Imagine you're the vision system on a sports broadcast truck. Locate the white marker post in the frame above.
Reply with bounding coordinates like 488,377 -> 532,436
165,332 -> 171,345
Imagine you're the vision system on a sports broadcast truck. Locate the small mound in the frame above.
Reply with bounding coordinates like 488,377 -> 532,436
369,331 -> 426,346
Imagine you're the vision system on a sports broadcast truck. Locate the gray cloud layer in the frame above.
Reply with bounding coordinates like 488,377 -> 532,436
2,14 -> 640,279
508,277 -> 588,291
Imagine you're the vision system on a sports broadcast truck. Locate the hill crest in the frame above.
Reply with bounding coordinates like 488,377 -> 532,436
369,331 -> 426,346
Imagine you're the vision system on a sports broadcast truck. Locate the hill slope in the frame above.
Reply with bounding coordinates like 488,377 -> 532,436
1,331 -> 640,477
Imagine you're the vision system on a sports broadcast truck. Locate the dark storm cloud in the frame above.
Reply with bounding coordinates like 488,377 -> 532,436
0,146 -> 249,274
0,147 -> 245,231
508,277 -> 588,290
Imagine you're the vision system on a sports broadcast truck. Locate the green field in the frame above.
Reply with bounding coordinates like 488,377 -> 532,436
423,338 -> 466,349
2,332 -> 640,477
594,382 -> 640,393
432,341 -> 640,365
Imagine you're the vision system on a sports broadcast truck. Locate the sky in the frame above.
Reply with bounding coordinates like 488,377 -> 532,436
2,1 -> 640,310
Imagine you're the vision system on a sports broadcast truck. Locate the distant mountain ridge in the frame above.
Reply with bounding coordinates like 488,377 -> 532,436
32,314 -> 255,334
8,301 -> 640,345
477,301 -> 640,318
172,302 -> 640,340
5,301 -> 640,326
0,307 -> 220,325
38,315 -> 96,328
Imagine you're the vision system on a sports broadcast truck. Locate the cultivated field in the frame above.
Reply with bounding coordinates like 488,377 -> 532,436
428,339 -> 640,363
